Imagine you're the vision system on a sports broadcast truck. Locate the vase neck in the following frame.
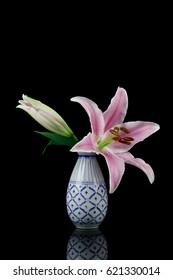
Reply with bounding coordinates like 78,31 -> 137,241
78,152 -> 96,157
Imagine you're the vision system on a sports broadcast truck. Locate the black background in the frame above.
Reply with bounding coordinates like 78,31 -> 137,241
1,3 -> 172,260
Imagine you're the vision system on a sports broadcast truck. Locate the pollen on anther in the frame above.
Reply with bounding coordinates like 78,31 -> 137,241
113,127 -> 119,132
113,136 -> 120,141
118,139 -> 131,145
110,129 -> 119,136
122,137 -> 134,141
120,127 -> 130,133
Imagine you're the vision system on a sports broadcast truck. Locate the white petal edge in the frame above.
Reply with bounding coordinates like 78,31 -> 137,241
118,152 -> 155,183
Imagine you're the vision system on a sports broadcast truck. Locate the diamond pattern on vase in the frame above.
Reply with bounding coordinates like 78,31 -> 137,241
73,208 -> 88,219
95,213 -> 105,222
67,183 -> 108,228
67,199 -> 78,212
89,193 -> 102,204
89,207 -> 101,218
68,184 -> 79,198
74,193 -> 86,206
81,186 -> 95,199
82,201 -> 96,212
98,184 -> 107,197
97,199 -> 107,212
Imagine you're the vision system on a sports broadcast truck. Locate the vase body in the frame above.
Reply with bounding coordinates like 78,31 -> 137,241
66,153 -> 108,229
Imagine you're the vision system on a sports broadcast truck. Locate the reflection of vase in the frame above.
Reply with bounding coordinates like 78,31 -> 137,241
67,229 -> 108,260
66,153 -> 108,229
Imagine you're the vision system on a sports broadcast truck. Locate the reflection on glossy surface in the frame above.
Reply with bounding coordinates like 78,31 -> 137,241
67,228 -> 108,260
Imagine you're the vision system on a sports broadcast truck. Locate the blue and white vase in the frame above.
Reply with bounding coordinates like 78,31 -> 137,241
66,152 -> 108,229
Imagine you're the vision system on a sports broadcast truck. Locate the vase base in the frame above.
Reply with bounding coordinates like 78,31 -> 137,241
75,225 -> 99,230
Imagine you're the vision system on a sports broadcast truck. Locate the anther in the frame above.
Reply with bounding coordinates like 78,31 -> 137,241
110,126 -> 134,145
113,127 -> 119,132
120,127 -> 130,133
110,129 -> 119,136
118,139 -> 131,145
113,136 -> 120,141
122,137 -> 134,141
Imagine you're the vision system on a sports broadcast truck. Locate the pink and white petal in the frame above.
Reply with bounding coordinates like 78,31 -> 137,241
103,87 -> 128,131
70,96 -> 104,137
118,152 -> 155,183
121,121 -> 160,142
101,148 -> 125,193
70,133 -> 98,154
109,121 -> 160,154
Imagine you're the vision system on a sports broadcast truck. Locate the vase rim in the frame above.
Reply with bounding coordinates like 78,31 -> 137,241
78,152 -> 96,156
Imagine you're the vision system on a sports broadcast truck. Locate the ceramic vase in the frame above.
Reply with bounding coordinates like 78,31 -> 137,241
66,153 -> 108,229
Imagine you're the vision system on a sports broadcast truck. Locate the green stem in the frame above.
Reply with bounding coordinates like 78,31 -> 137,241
72,133 -> 79,143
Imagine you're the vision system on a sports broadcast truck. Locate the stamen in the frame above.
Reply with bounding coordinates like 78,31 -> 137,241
120,127 -> 130,133
113,136 -> 121,141
122,137 -> 134,141
110,126 -> 133,145
110,129 -> 119,136
113,127 -> 119,132
118,139 -> 131,145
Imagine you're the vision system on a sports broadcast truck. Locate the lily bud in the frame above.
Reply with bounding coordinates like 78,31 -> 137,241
17,95 -> 75,138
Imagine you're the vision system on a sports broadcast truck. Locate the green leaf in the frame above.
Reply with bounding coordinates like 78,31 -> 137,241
35,131 -> 78,148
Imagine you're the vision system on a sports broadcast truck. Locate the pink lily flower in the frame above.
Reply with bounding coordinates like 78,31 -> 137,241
70,87 -> 160,193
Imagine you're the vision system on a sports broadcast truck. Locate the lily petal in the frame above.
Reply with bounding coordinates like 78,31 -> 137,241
101,148 -> 125,193
103,87 -> 128,131
70,133 -> 98,154
109,121 -> 160,153
118,152 -> 155,183
70,96 -> 104,137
